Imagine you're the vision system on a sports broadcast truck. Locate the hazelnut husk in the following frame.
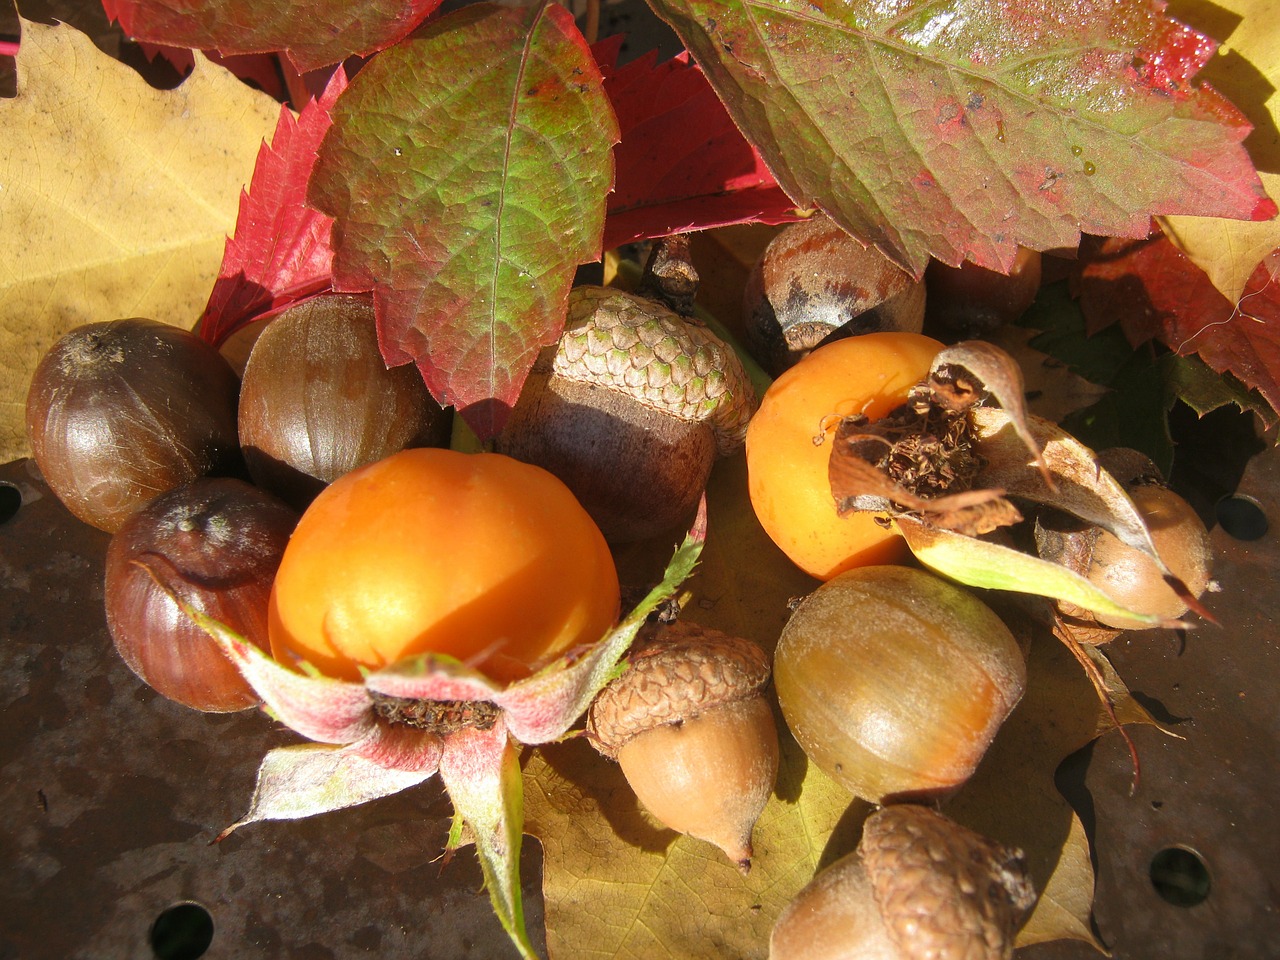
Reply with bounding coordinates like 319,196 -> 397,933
587,621 -> 779,870
25,318 -> 243,532
238,293 -> 451,509
743,216 -> 925,376
498,286 -> 757,542
770,805 -> 1036,960
105,477 -> 297,712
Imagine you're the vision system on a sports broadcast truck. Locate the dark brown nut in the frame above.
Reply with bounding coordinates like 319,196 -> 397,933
743,216 -> 925,376
105,477 -> 297,712
588,622 -> 778,870
237,293 -> 451,509
925,247 -> 1042,336
498,286 -> 757,543
26,318 -> 243,532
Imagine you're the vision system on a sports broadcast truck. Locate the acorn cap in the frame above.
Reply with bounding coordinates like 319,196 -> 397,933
587,622 -> 771,759
858,805 -> 1037,960
556,286 -> 758,455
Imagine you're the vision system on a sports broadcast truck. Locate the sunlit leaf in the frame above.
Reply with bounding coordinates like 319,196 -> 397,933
308,1 -> 619,438
0,18 -> 279,463
646,0 -> 1274,276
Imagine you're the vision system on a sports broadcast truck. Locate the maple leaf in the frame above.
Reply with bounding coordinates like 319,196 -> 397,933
0,18 -> 279,463
594,35 -> 802,249
102,0 -> 442,73
1077,232 -> 1280,418
646,0 -> 1276,277
307,1 -> 619,439
196,69 -> 347,348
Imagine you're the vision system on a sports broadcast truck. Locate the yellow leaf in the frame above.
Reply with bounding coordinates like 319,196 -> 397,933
0,19 -> 281,463
1160,0 -> 1280,302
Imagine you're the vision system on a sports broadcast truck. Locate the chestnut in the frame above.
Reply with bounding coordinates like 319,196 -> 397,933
237,293 -> 451,509
25,318 -> 243,532
742,216 -> 925,376
104,477 -> 298,712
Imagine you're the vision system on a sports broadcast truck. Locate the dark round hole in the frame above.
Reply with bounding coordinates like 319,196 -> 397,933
1215,495 -> 1268,541
1150,846 -> 1211,907
0,483 -> 19,524
150,902 -> 214,960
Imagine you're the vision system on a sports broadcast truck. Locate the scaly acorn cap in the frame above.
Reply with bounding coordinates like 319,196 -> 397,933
587,621 -> 771,760
555,286 -> 758,455
859,805 -> 1037,960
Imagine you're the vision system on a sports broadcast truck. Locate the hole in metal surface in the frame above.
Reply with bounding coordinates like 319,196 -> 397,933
150,902 -> 214,960
0,483 -> 19,524
1150,846 -> 1211,907
1215,494 -> 1268,540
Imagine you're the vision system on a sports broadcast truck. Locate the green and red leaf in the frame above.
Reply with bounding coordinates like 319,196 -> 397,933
645,0 -> 1275,276
102,0 -> 442,72
307,1 -> 619,438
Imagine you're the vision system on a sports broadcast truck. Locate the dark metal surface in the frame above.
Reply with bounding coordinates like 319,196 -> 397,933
2,437 -> 1278,960
0,458 -> 543,960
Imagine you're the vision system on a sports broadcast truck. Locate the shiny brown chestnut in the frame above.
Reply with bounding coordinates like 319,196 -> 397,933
742,216 -> 925,376
237,293 -> 451,509
104,477 -> 298,712
25,318 -> 242,532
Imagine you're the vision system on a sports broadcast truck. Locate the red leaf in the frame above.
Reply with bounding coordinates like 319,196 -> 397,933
1078,233 -> 1280,416
103,0 -> 441,72
196,69 -> 345,347
594,37 -> 802,248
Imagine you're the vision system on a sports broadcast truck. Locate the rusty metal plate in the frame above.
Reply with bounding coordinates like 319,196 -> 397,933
3,433 -> 1278,959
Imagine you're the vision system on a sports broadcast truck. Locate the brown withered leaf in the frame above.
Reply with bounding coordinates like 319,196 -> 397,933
929,340 -> 1049,487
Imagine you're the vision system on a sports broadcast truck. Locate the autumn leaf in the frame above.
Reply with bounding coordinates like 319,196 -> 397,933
307,2 -> 619,439
102,0 -> 442,73
0,18 -> 280,463
195,69 -> 346,348
595,36 -> 802,250
645,0 -> 1275,277
1160,0 -> 1280,301
1076,233 -> 1280,422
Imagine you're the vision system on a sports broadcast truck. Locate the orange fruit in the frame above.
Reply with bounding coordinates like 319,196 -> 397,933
746,333 -> 943,580
268,448 -> 620,684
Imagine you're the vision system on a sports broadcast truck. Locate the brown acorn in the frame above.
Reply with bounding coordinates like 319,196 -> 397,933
497,286 -> 757,542
237,293 -> 451,509
925,246 -> 1043,336
743,215 -> 925,376
587,621 -> 779,870
770,805 -> 1037,960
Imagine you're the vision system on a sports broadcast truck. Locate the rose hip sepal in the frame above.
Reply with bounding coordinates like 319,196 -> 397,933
163,505 -> 705,960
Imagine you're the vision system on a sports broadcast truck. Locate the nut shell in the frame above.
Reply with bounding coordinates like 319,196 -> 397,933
861,806 -> 1036,960
587,621 -> 772,759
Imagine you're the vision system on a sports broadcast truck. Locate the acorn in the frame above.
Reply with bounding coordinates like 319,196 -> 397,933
104,477 -> 298,712
773,566 -> 1026,804
743,215 -> 925,376
1036,452 -> 1213,633
587,621 -> 779,870
497,285 -> 757,542
25,318 -> 242,532
770,805 -> 1037,960
237,293 -> 451,509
